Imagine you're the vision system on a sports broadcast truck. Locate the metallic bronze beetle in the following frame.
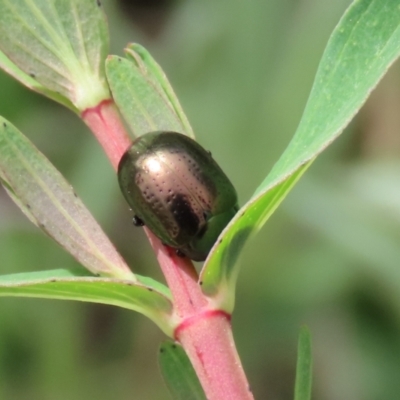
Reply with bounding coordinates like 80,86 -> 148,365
118,131 -> 238,261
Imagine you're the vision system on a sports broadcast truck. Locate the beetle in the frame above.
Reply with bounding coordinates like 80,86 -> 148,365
118,131 -> 238,261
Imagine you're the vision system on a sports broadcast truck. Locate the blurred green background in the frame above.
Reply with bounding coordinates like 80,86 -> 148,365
2,0 -> 400,399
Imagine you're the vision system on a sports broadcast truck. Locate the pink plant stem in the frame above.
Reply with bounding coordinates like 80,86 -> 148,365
147,230 -> 254,400
82,100 -> 254,400
177,312 -> 254,400
81,99 -> 131,170
146,229 -> 206,313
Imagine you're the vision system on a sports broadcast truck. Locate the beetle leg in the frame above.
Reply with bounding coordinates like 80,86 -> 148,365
132,215 -> 145,227
175,249 -> 186,258
202,211 -> 211,221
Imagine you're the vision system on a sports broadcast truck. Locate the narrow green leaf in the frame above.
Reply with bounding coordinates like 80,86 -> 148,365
125,44 -> 194,138
255,0 -> 400,198
294,326 -> 313,400
201,0 -> 400,306
0,117 -> 133,280
136,274 -> 172,300
0,267 -> 90,281
0,0 -> 110,110
159,340 -> 206,400
106,45 -> 193,139
0,269 -> 174,336
0,49 -> 76,111
200,162 -> 311,305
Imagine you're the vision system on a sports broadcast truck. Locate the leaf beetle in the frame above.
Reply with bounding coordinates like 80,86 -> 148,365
118,131 -> 238,261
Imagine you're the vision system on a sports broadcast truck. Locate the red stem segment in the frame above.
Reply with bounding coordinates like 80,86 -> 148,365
147,231 -> 253,399
146,229 -> 206,314
177,312 -> 253,400
82,100 -> 254,400
82,99 -> 131,170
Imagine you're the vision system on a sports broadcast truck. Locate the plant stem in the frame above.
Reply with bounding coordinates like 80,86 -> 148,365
82,100 -> 254,400
81,99 -> 131,170
177,312 -> 254,400
146,229 -> 206,314
147,231 -> 254,400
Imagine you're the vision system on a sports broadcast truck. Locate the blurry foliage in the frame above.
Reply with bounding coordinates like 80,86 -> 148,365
1,0 -> 400,399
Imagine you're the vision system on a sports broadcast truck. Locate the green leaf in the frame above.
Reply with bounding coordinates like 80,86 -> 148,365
159,340 -> 206,400
0,269 -> 175,336
0,0 -> 110,110
106,44 -> 194,139
200,0 -> 400,306
294,326 -> 313,400
0,117 -> 133,280
0,49 -> 75,111
124,44 -> 194,138
200,162 -> 311,307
